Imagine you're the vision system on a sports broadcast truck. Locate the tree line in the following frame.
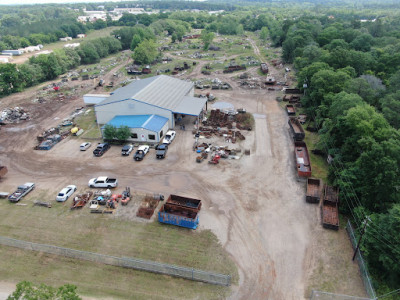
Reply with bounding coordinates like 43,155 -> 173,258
274,12 -> 400,294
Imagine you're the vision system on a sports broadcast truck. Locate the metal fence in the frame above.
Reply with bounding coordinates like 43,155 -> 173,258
0,236 -> 231,286
310,290 -> 371,300
346,220 -> 376,299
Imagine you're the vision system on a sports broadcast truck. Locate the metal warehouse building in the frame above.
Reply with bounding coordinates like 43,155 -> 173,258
94,75 -> 207,143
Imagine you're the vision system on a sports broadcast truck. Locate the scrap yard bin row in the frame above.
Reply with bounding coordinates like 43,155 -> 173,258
158,195 -> 202,229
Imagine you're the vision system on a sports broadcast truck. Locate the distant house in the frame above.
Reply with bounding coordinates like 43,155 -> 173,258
59,37 -> 73,42
64,43 -> 80,48
1,50 -> 23,56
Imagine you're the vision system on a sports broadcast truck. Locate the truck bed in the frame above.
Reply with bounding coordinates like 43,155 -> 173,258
306,178 -> 321,203
323,185 -> 339,205
322,204 -> 339,230
286,105 -> 296,115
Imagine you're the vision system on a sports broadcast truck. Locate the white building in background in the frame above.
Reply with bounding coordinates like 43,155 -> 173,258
59,37 -> 73,42
64,43 -> 80,48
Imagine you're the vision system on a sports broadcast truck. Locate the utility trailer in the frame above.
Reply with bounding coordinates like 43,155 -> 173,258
8,182 -> 35,203
306,178 -> 321,203
288,117 -> 305,141
321,185 -> 339,230
323,185 -> 339,205
286,104 -> 296,116
158,195 -> 202,229
321,203 -> 339,230
294,141 -> 312,178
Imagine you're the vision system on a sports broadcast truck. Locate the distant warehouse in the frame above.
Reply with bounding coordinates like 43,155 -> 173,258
93,75 -> 207,143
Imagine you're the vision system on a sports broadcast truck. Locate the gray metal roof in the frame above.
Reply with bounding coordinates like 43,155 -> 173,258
174,96 -> 207,116
97,75 -> 194,111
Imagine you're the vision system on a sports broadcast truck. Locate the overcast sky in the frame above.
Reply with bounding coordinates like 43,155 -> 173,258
0,0 -> 132,4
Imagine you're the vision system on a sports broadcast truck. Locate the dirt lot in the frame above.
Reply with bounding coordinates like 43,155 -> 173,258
0,39 -> 368,299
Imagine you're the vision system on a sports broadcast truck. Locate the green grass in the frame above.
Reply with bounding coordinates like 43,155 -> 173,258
43,27 -> 123,52
304,131 -> 329,182
75,109 -> 102,139
0,191 -> 237,299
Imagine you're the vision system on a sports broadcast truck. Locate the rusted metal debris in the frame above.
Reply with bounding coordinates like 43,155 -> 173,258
71,191 -> 93,210
136,194 -> 161,219
0,107 -> 30,124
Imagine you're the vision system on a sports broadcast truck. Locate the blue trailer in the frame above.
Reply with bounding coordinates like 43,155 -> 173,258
158,194 -> 202,229
158,210 -> 199,229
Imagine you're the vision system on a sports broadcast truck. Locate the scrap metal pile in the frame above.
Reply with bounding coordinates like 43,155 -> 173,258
136,194 -> 164,219
0,107 -> 30,124
202,109 -> 251,132
71,191 -> 93,209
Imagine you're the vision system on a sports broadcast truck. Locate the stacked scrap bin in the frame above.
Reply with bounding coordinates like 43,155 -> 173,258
158,194 -> 202,229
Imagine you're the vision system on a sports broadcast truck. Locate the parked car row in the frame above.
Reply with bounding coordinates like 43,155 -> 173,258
78,130 -> 176,161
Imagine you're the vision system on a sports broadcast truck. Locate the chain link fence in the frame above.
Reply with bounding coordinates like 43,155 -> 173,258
0,236 -> 231,286
346,220 -> 376,299
310,290 -> 371,300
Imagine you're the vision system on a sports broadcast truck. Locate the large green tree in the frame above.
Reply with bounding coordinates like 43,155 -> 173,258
132,39 -> 158,65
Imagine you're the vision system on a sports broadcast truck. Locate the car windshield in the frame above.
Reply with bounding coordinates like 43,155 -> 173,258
122,146 -> 130,150
58,193 -> 64,196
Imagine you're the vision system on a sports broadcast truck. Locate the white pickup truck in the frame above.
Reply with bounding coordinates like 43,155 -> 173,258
88,176 -> 118,188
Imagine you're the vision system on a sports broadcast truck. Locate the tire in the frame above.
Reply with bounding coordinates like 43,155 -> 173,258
90,185 -> 94,188
108,185 -> 112,188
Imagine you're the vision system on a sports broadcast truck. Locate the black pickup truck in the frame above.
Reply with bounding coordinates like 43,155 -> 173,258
93,143 -> 110,157
156,144 -> 168,159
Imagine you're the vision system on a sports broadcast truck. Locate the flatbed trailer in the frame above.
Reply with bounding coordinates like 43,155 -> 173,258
306,178 -> 321,203
288,117 -> 305,141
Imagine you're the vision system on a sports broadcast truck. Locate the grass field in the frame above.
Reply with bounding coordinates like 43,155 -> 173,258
0,192 -> 237,299
304,131 -> 329,182
76,108 -> 102,139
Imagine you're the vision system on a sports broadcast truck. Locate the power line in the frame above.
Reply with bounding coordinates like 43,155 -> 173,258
300,91 -> 400,254
375,288 -> 400,299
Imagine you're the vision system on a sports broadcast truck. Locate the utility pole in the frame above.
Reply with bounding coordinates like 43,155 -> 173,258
352,216 -> 371,261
